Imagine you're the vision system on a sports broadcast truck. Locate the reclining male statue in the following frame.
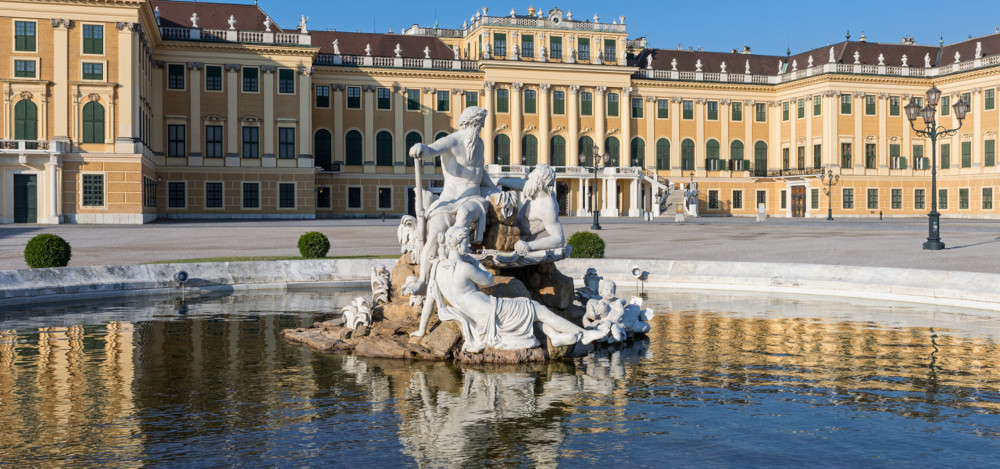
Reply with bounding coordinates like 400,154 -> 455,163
496,164 -> 566,256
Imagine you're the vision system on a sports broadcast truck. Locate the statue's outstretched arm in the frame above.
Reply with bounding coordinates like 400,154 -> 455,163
496,177 -> 526,191
410,135 -> 457,161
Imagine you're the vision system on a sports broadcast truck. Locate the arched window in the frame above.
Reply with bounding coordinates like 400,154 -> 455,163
376,131 -> 393,166
494,134 -> 511,165
521,134 -> 538,166
656,138 -> 670,170
345,130 -> 363,165
630,137 -> 645,168
681,139 -> 695,171
705,139 -> 720,170
578,136 -> 594,167
314,129 -> 332,171
754,141 -> 768,177
730,140 -> 744,160
434,132 -> 448,166
14,99 -> 37,141
82,101 -> 104,144
405,131 -> 422,167
605,136 -> 620,166
550,136 -> 566,166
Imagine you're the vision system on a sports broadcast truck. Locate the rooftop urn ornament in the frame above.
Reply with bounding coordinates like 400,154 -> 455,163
263,16 -> 272,32
395,43 -> 402,58
482,6 -> 488,15
475,12 -> 480,20
695,59 -> 702,71
612,20 -> 617,25
566,11 -> 572,20
745,59 -> 750,74
424,46 -> 431,59
332,39 -> 340,55
510,8 -> 516,17
593,13 -> 599,22
853,50 -> 860,64
878,53 -> 884,65
365,43 -> 372,56
808,55 -> 813,67
299,15 -> 309,34
902,54 -> 908,66
954,51 -> 961,63
720,61 -> 726,73
671,58 -> 677,70
976,41 -> 982,59
227,14 -> 236,30
620,15 -> 625,24
925,52 -> 931,67
829,46 -> 835,63
463,20 -> 468,29
190,12 -> 199,28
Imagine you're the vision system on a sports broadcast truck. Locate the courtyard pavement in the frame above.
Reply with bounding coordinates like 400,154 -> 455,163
1,216 -> 1000,273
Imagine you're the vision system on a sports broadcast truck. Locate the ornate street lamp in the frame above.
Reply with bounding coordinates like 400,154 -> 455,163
819,169 -> 840,221
904,85 -> 968,250
580,146 -> 609,230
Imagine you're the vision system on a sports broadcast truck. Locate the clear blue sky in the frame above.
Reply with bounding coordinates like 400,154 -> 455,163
250,0 -> 999,56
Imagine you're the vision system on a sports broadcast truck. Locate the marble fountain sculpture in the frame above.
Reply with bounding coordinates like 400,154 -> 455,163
283,107 -> 652,363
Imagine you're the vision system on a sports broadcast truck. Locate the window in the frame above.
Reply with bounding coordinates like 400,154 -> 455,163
243,67 -> 259,92
607,93 -> 619,117
915,189 -> 926,210
986,89 -> 996,110
605,137 -> 620,166
631,138 -> 645,167
941,96 -> 950,116
730,141 -> 744,169
376,88 -> 391,110
279,183 -> 296,208
891,188 -> 902,209
205,65 -> 222,91
465,91 -> 478,108
521,34 -> 534,58
493,33 -> 506,57
376,131 -> 393,166
345,130 -> 363,165
14,59 -> 36,78
278,69 -> 295,94
813,144 -> 822,169
205,125 -> 223,157
754,141 -> 768,177
840,142 -> 852,168
553,91 -> 565,114
756,190 -> 767,208
657,99 -> 669,119
550,36 -> 562,60
522,135 -> 538,165
496,88 -> 509,113
404,132 -> 421,167
317,187 -> 331,209
347,187 -> 362,209
959,188 -> 969,210
782,101 -> 789,121
867,188 -> 879,209
378,187 -> 392,210
406,89 -> 420,110
82,102 -> 104,143
83,24 -> 103,54
143,177 -> 156,208
14,21 -> 36,51
312,129 -> 333,171
865,143 -> 876,169
913,145 -> 926,169
812,188 -> 820,209
580,92 -> 592,115
840,94 -> 852,114
206,182 -> 223,208
631,98 -> 643,118
315,85 -> 330,107
550,136 -> 566,166
986,140 -> 996,167
889,144 -> 903,169
733,190 -> 743,209
755,103 -> 766,122
708,190 -> 720,209
797,98 -> 805,119
681,139 -> 695,171
523,89 -> 536,114
731,102 -> 742,121
656,139 -> 670,170
168,182 -> 186,208
984,188 -> 993,210
938,189 -> 948,209
682,100 -> 693,119
813,95 -> 821,115
279,127 -> 296,159
242,182 -> 260,208
167,125 -> 185,157
941,143 -> 950,169
578,38 -> 590,61
962,93 -> 971,114
780,190 -> 787,209
961,141 -> 972,168
842,188 -> 854,209
242,126 -> 259,158
889,96 -> 900,116
782,148 -> 790,170
603,39 -> 616,62
494,135 -> 511,165
707,101 -> 718,120
864,95 -> 876,115
346,86 -> 361,109
82,174 -> 104,206
82,62 -> 104,80
168,64 -> 185,90
706,140 -> 720,170
797,146 -> 805,169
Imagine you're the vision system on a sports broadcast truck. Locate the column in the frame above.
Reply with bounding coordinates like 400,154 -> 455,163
52,19 -> 69,141
298,67 -> 313,165
621,87 -> 633,168
225,64 -> 240,165
538,83 -> 551,164
333,85 -> 344,164
188,62 -> 203,164
152,61 -> 164,158
422,88 -> 433,174
580,177 -> 589,215
115,23 -> 136,152
853,91 -> 863,172
262,65 -> 276,162
644,96 -> 655,170
804,96 -> 813,169
629,177 -> 640,217
973,88 -> 983,168
568,85 -> 580,165
770,101 -> 780,174
878,92 -> 888,174
43,156 -> 61,224
671,98 -> 681,175
744,100 -> 753,173
483,82 -> 495,163
393,86 -> 404,173
695,98 -> 705,174
511,82 -> 523,165
825,92 -> 838,166
720,99 -> 730,171
363,85 -> 374,173
452,89 -> 462,130
595,86 -> 606,153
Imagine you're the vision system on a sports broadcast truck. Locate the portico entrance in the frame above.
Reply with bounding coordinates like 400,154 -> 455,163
791,185 -> 806,217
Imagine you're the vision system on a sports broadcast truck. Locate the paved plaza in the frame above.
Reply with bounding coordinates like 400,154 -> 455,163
1,216 -> 999,273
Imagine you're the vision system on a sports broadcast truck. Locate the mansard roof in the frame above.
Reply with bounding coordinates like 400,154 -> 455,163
152,0 -> 283,32
312,31 -> 455,59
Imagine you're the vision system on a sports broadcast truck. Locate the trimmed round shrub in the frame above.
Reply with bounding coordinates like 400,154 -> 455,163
24,234 -> 72,269
567,231 -> 605,259
297,231 -> 330,258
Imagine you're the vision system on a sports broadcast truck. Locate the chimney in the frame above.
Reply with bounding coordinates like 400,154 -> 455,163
742,46 -> 751,54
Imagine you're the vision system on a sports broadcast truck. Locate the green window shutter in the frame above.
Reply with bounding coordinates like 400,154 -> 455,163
986,140 -> 996,167
14,100 -> 38,140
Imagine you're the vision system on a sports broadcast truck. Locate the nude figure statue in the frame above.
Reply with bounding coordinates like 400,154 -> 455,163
498,164 -> 565,255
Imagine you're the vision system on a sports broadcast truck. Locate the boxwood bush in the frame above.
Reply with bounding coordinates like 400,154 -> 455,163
24,233 -> 72,268
297,231 -> 330,258
567,231 -> 605,259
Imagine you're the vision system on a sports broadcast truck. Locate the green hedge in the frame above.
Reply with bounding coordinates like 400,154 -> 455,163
297,231 -> 330,258
567,231 -> 605,258
24,234 -> 72,268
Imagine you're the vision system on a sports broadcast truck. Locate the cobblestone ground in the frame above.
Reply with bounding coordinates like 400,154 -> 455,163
1,216 -> 999,273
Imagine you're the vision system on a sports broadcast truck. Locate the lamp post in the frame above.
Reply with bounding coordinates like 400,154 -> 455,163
904,85 -> 968,250
820,169 -> 840,221
580,146 -> 608,230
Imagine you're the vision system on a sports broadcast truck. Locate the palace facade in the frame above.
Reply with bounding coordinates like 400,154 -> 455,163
2,0 -> 999,224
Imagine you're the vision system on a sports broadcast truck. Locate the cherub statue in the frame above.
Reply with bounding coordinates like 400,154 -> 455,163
584,279 -> 653,343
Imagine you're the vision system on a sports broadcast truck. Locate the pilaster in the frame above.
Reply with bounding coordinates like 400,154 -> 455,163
621,87 -> 632,168
483,82 -> 495,163
511,82 -> 523,165
187,62 -> 203,162
262,65 -> 276,159
363,85 -> 375,173
595,86 -> 606,154
568,85 -> 580,165
225,64 -> 240,162
538,83 -> 551,165
52,19 -> 70,141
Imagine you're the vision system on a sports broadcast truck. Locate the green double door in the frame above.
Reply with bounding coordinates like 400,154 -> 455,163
14,174 -> 37,223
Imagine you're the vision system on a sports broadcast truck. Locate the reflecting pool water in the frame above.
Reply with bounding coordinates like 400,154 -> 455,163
2,290 -> 999,467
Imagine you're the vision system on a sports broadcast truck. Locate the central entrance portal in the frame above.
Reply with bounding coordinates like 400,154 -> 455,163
791,185 -> 806,217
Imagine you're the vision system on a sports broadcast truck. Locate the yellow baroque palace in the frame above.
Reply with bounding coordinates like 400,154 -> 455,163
1,0 -> 999,224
